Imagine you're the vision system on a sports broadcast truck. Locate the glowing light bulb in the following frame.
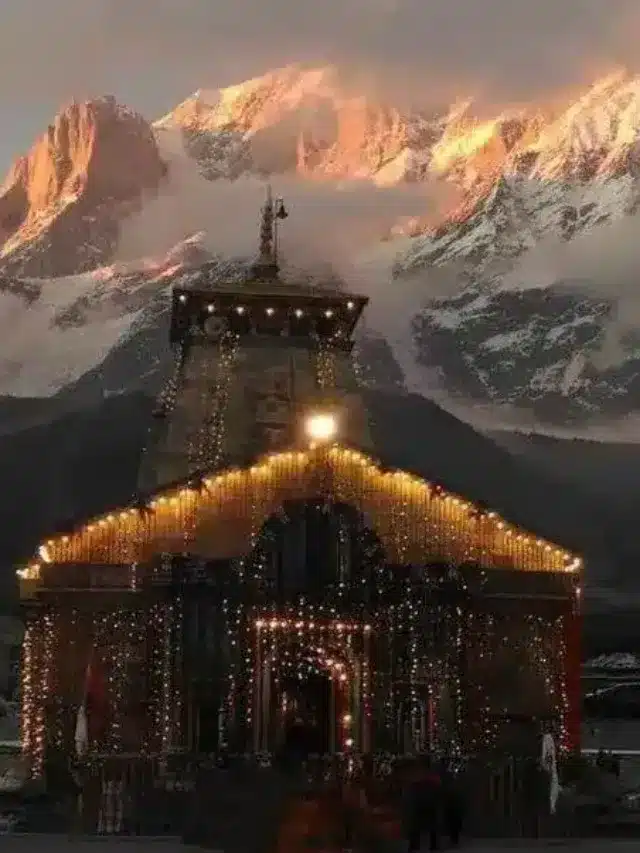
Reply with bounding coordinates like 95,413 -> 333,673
305,412 -> 337,442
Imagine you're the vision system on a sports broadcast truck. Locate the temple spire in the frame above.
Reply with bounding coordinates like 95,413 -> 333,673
252,184 -> 288,280
259,185 -> 275,265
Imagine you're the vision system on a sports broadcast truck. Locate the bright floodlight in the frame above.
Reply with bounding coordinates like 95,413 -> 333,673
305,412 -> 337,442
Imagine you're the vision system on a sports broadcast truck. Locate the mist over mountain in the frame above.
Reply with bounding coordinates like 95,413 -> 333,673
3,64 -> 640,623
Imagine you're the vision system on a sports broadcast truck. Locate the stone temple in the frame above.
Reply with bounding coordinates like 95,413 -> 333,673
18,187 -> 582,774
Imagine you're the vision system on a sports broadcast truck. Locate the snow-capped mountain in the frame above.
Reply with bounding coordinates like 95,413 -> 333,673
155,66 -> 436,184
393,73 -> 640,423
0,96 -> 166,278
3,65 -> 640,425
585,653 -> 640,671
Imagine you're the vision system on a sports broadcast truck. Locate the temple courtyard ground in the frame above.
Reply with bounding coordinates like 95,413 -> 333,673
1,837 -> 640,852
468,842 -> 640,852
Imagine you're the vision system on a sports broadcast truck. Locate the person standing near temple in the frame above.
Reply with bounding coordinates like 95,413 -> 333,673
440,760 -> 465,848
403,756 -> 443,852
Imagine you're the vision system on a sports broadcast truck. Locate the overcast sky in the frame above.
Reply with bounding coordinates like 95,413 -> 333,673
1,0 -> 639,171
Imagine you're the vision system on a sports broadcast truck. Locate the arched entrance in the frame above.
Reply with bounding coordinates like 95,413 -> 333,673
247,499 -> 383,755
252,628 -> 358,755
278,664 -> 332,756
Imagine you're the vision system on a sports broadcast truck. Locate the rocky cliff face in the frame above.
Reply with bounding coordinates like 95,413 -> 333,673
0,96 -> 167,277
157,66 -> 434,184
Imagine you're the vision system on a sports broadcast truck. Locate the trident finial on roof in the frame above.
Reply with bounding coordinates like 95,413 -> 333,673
253,184 -> 288,279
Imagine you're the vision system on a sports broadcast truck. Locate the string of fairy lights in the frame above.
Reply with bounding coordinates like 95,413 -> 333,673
251,618 -> 368,752
463,611 -> 570,753
20,573 -> 577,765
156,341 -> 187,416
20,623 -> 35,764
19,529 -> 580,765
189,333 -> 239,474
351,341 -> 365,386
187,343 -> 214,473
22,606 -> 171,767
316,338 -> 337,389
19,446 -> 581,584
139,327 -> 239,496
137,340 -> 187,491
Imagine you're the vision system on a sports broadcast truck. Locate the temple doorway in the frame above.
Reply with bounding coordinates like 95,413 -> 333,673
278,669 -> 332,757
252,627 -> 357,756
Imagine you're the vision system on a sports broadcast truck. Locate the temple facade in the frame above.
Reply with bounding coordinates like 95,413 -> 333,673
18,189 -> 582,775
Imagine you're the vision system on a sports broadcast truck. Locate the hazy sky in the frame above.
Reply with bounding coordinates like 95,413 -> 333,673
2,0 -> 639,171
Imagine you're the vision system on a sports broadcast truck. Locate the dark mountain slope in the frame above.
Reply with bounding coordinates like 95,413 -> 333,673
0,392 -> 151,569
491,428 -> 640,507
365,390 -> 613,576
490,428 -> 640,584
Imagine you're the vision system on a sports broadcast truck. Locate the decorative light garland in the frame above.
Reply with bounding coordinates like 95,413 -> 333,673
156,340 -> 186,416
316,338 -> 337,389
350,341 -> 365,386
33,612 -> 54,775
20,608 -> 149,761
137,339 -> 186,492
254,619 -> 372,632
19,446 -> 581,582
463,611 -> 570,754
21,622 -> 35,762
21,549 -> 576,765
190,332 -> 239,474
253,615 -> 357,752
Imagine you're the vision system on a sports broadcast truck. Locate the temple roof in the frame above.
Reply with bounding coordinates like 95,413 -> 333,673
364,389 -> 592,554
17,387 -> 592,579
193,267 -> 359,301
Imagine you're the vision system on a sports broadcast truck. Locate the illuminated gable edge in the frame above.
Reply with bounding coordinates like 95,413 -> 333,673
19,443 -> 582,579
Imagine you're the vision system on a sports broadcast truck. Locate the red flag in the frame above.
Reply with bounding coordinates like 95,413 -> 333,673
83,652 -> 108,744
